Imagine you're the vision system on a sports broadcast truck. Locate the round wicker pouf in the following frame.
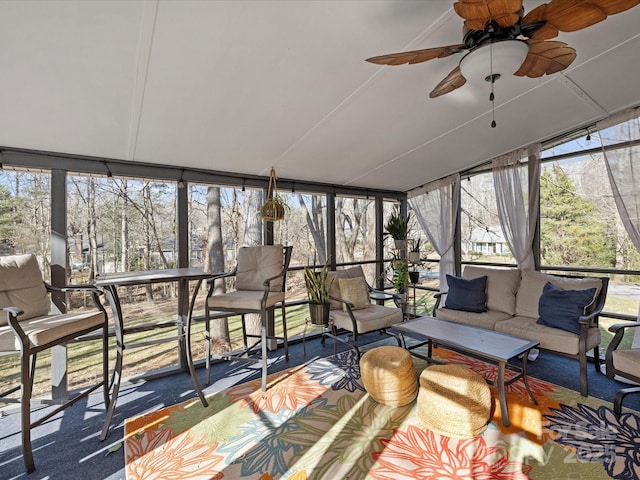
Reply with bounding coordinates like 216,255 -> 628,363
359,346 -> 418,407
417,364 -> 492,438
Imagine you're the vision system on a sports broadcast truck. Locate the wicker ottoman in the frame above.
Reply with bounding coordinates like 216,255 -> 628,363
417,364 -> 492,438
359,346 -> 418,407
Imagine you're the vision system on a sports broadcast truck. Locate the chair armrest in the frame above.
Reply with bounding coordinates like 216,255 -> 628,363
606,321 -> 640,354
578,310 -> 601,328
329,295 -> 351,303
258,267 -> 290,309
45,283 -> 103,295
605,321 -> 640,378
206,268 -> 237,296
263,272 -> 284,288
1,306 -> 28,343
328,295 -> 352,308
262,266 -> 288,291
369,288 -> 399,301
328,295 -> 360,334
45,283 -> 107,316
0,306 -> 24,317
576,276 -> 609,329
432,291 -> 447,314
608,321 -> 640,334
207,268 -> 237,283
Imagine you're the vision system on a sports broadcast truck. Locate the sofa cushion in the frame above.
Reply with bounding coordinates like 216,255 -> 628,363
326,266 -> 366,311
338,277 -> 370,310
435,307 -> 512,331
536,282 -> 597,335
515,270 -> 602,319
495,315 -> 601,356
463,266 -> 521,315
444,275 -> 487,313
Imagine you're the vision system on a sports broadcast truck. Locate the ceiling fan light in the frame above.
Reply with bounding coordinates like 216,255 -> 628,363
459,40 -> 529,83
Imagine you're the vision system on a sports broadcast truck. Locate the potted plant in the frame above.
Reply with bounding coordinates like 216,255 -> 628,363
392,259 -> 410,295
384,208 -> 411,249
304,257 -> 333,325
385,252 -> 410,301
408,238 -> 422,264
260,193 -> 289,221
260,167 -> 288,221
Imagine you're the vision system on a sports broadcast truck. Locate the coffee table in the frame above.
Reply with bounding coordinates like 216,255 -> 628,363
393,316 -> 539,427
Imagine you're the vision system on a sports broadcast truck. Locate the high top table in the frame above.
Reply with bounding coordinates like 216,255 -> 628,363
96,268 -> 211,440
393,316 -> 539,427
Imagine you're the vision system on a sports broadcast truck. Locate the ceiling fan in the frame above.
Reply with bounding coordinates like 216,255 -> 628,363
366,0 -> 640,105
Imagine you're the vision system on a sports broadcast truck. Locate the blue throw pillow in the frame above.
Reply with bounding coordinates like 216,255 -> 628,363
444,275 -> 487,313
537,282 -> 597,335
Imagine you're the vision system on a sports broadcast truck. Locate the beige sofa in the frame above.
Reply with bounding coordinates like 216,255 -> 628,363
434,265 -> 609,397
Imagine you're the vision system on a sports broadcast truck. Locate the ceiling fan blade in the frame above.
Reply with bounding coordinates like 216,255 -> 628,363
365,44 -> 465,66
429,67 -> 467,98
514,40 -> 576,77
523,0 -> 640,40
453,0 -> 523,31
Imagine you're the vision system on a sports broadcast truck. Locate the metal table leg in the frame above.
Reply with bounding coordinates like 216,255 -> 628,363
100,286 -> 123,441
185,278 -> 208,406
498,361 -> 509,427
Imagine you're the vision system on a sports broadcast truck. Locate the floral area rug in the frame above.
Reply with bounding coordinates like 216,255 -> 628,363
124,347 -> 640,479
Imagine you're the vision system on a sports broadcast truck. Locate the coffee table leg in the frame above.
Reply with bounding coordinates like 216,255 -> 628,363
498,361 -> 509,427
521,351 -> 538,405
399,332 -> 406,349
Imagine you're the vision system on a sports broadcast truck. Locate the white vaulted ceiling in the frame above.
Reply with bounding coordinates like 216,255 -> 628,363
0,0 -> 639,192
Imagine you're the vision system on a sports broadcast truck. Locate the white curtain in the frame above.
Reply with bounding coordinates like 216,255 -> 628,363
408,174 -> 460,289
598,109 -> 640,251
598,109 -> 640,349
492,144 -> 540,269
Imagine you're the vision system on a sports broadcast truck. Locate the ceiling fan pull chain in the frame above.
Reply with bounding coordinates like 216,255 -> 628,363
489,43 -> 496,128
490,84 -> 496,128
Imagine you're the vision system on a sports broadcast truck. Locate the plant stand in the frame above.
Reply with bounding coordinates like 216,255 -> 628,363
303,315 -> 336,357
407,282 -> 417,319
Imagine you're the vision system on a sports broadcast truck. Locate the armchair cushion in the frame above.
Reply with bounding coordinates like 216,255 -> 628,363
338,277 -> 370,310
536,282 -> 597,335
611,349 -> 640,379
0,254 -> 49,325
236,244 -> 284,291
331,304 -> 403,334
207,290 -> 285,311
326,266 -> 366,311
0,310 -> 105,351
444,275 -> 487,313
